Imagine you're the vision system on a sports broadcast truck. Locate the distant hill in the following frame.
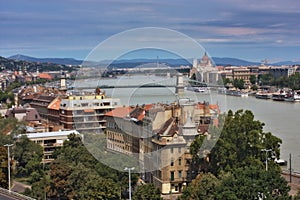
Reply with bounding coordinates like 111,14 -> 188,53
211,57 -> 261,66
9,54 -> 83,65
109,57 -> 260,67
0,56 -> 77,72
272,61 -> 300,66
7,54 -> 298,67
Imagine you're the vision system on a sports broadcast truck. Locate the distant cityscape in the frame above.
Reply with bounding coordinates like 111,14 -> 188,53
0,51 -> 300,199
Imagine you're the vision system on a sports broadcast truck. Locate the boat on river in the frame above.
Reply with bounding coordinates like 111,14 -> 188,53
272,92 -> 286,101
225,89 -> 248,97
284,90 -> 300,102
186,86 -> 210,94
255,92 -> 272,100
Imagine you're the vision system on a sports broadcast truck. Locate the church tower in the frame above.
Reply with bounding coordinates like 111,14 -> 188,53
60,71 -> 67,91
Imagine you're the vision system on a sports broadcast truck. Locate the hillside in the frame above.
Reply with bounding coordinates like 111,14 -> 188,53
0,56 -> 77,72
9,54 -> 83,65
6,54 -> 299,67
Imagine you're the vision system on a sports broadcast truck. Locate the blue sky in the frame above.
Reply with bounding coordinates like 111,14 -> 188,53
1,0 -> 300,62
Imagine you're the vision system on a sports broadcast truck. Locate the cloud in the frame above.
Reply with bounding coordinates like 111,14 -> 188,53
1,0 -> 300,61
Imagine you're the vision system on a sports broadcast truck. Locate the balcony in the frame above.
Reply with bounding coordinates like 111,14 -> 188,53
43,150 -> 54,155
170,177 -> 186,183
43,143 -> 54,147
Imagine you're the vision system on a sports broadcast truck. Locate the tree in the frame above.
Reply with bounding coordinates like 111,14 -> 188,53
259,73 -> 274,86
0,118 -> 19,141
179,173 -> 220,200
48,133 -> 136,199
187,110 -> 291,199
14,135 -> 43,179
0,146 -> 8,189
133,184 -> 162,200
250,74 -> 256,85
190,109 -> 284,177
206,110 -> 282,174
48,159 -> 74,199
233,78 -> 245,89
24,175 -> 50,200
222,77 -> 232,86
68,164 -> 120,200
287,72 -> 300,90
0,118 -> 23,189
251,84 -> 258,90
216,165 -> 290,200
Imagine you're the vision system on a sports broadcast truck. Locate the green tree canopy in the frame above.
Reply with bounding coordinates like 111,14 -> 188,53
13,135 -> 43,179
215,165 -> 290,200
233,78 -> 245,89
250,74 -> 257,85
185,110 -> 290,199
180,166 -> 290,200
46,133 -> 137,200
133,183 -> 162,200
0,146 -> 8,189
179,173 -> 220,200
206,110 -> 282,174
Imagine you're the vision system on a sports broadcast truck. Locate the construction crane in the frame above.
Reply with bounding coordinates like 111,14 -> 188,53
261,59 -> 269,65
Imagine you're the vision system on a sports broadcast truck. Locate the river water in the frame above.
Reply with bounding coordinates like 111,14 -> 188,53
76,75 -> 300,171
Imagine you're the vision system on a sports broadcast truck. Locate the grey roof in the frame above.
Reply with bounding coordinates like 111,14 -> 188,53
5,107 -> 41,122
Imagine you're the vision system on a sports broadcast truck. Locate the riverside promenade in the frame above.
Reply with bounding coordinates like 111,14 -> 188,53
281,171 -> 300,196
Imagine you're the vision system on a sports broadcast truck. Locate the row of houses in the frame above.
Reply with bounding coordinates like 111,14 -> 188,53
0,67 -> 70,92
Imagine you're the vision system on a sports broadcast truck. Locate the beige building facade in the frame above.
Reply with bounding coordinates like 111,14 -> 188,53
105,100 -> 220,195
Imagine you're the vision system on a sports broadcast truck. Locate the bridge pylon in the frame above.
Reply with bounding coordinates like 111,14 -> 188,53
175,73 -> 184,95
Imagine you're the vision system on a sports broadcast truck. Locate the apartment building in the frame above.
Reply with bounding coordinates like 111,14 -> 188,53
60,90 -> 120,134
17,130 -> 82,163
105,100 -> 220,195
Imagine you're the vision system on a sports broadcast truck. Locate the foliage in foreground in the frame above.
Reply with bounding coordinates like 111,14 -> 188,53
133,184 -> 162,200
25,133 -> 137,200
182,109 -> 291,199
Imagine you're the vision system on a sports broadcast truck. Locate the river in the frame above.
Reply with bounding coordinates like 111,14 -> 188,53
75,75 -> 300,171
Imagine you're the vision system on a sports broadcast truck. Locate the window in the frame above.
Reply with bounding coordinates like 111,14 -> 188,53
170,171 -> 174,181
170,159 -> 174,166
178,158 -> 181,166
178,147 -> 181,153
186,171 -> 190,179
185,159 -> 191,165
178,171 -> 182,178
170,147 -> 173,154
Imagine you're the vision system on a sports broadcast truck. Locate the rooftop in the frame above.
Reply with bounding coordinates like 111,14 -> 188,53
17,130 -> 81,139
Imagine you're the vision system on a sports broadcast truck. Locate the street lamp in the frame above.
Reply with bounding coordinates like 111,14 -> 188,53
4,144 -> 13,192
261,149 -> 272,171
124,167 -> 135,200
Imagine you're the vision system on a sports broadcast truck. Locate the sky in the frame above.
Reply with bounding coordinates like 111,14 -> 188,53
1,0 -> 300,62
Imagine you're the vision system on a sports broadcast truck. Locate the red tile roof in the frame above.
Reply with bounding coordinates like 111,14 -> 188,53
39,73 -> 53,80
48,97 -> 61,110
105,107 -> 132,118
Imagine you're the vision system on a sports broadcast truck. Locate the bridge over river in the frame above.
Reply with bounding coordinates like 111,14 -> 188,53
70,74 -> 223,91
